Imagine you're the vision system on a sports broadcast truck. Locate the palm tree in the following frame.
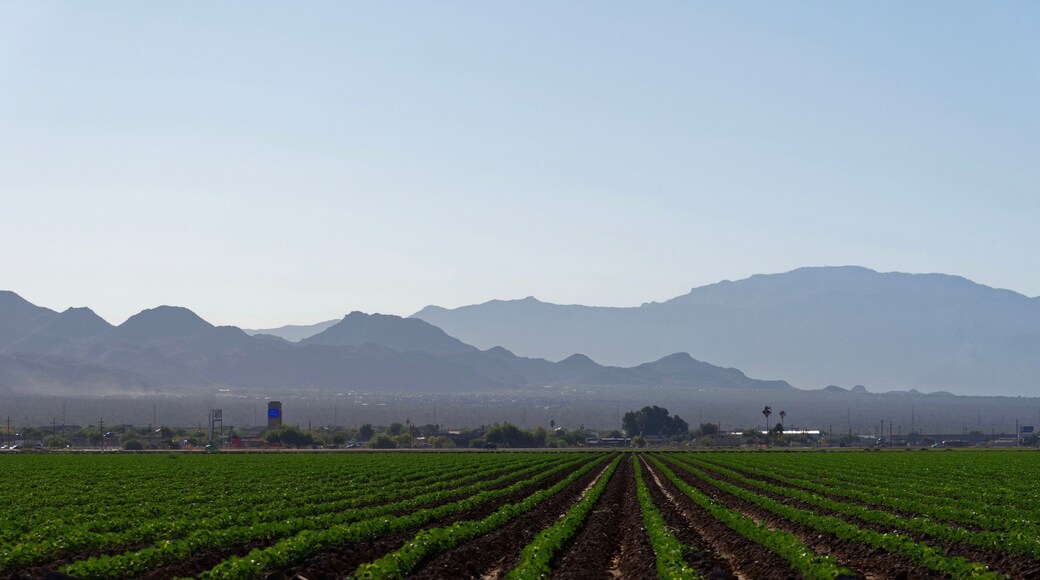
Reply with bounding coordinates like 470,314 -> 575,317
779,410 -> 786,430
762,406 -> 772,440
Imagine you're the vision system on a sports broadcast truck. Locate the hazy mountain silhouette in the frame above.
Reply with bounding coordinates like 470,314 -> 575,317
302,312 -> 478,355
4,306 -> 112,353
107,306 -> 215,343
0,290 -> 59,348
244,319 -> 339,342
0,291 -> 791,394
413,266 -> 1040,396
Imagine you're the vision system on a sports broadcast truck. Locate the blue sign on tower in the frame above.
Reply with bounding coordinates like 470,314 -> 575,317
267,401 -> 283,429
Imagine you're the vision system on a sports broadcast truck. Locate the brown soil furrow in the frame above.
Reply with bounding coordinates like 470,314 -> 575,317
660,456 -> 942,580
272,458 -> 599,580
408,457 -> 613,580
687,459 -> 1040,579
700,458 -> 986,531
15,465 -> 555,580
34,460 -> 585,580
638,456 -> 789,580
550,453 -> 656,579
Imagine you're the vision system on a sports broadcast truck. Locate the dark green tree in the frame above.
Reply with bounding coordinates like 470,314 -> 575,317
369,434 -> 398,449
358,423 -> 375,441
485,422 -> 546,448
621,406 -> 689,437
697,423 -> 719,436
264,426 -> 314,448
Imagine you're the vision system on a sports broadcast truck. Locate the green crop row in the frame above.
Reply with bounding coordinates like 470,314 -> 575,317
699,452 -> 1040,534
1,453 -> 558,569
705,452 -> 1040,521
505,455 -> 622,579
645,455 -> 852,580
661,455 -> 1000,579
4,454 -> 563,574
683,455 -> 1040,561
199,454 -> 608,580
632,456 -> 699,579
350,454 -> 614,579
1,452 -> 530,543
60,454 -> 590,580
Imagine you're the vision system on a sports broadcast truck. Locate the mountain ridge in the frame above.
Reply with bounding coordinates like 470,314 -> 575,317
0,291 -> 790,395
412,266 -> 1040,396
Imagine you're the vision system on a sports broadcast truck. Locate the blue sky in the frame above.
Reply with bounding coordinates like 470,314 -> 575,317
2,2 -> 1038,327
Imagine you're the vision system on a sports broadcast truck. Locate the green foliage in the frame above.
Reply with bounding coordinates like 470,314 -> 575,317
263,426 -> 314,448
622,406 -> 688,437
663,455 -> 998,578
358,423 -> 375,441
42,435 -> 69,448
646,455 -> 853,579
4,447 -> 1035,579
38,454 -> 581,579
352,454 -> 610,579
485,422 -> 546,448
506,455 -> 621,579
696,423 -> 718,437
368,434 -> 398,449
632,456 -> 699,579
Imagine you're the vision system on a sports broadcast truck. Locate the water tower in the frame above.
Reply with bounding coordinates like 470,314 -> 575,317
267,401 -> 283,429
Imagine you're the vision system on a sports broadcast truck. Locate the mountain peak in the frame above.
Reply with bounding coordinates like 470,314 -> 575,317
40,307 -> 112,339
113,306 -> 214,342
303,311 -> 478,355
0,290 -> 57,330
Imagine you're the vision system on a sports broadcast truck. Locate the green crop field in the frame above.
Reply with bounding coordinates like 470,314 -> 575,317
1,450 -> 1038,579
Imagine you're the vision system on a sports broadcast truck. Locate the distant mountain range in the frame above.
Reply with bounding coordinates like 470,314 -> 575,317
244,319 -> 339,342
413,266 -> 1040,396
5,266 -> 1037,398
0,291 -> 789,395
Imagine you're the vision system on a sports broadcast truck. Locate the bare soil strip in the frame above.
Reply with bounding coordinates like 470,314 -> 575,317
549,453 -> 656,579
660,456 -> 942,580
690,459 -> 1040,579
406,458 -> 611,579
638,456 -> 792,580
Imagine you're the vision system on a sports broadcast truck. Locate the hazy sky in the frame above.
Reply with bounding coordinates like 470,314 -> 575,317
3,2 -> 1038,328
